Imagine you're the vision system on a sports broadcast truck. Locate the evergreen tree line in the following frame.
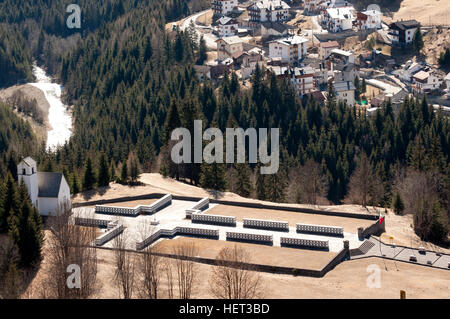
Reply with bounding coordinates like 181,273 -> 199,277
0,24 -> 34,88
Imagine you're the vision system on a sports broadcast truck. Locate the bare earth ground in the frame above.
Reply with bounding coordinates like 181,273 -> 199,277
154,237 -> 336,270
384,0 -> 450,26
208,205 -> 375,233
24,246 -> 449,299
0,84 -> 50,144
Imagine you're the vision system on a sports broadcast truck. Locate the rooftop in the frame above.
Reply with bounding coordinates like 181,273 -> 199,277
334,81 -> 356,92
270,35 -> 309,46
38,172 -> 63,198
319,40 -> 339,48
326,7 -> 354,20
413,70 -> 430,81
251,0 -> 290,10
389,20 -> 419,31
216,35 -> 242,45
331,48 -> 354,57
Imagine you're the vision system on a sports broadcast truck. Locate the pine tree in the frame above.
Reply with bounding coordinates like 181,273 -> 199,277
392,191 -> 405,215
128,152 -> 140,183
266,170 -> 287,203
200,162 -> 227,192
109,161 -> 117,182
71,173 -> 80,194
256,170 -> 266,200
196,35 -> 207,65
16,186 -> 43,267
82,157 -> 96,190
234,164 -> 252,197
120,160 -> 129,184
1,174 -> 20,233
412,27 -> 424,53
97,153 -> 110,187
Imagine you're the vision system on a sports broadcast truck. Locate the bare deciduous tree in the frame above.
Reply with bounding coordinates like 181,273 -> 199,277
44,204 -> 98,299
346,153 -> 383,207
209,245 -> 265,299
172,242 -> 199,299
112,232 -> 135,299
163,258 -> 175,299
298,159 -> 326,205
395,168 -> 448,242
136,246 -> 161,299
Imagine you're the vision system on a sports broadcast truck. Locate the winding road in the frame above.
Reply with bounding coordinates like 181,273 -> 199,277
179,9 -> 218,49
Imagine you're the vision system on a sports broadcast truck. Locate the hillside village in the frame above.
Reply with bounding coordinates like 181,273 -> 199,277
184,0 -> 450,115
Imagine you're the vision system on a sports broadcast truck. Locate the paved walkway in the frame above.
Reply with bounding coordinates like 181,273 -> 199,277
352,237 -> 450,270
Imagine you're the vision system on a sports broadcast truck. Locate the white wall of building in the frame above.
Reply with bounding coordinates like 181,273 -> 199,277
17,159 -> 38,207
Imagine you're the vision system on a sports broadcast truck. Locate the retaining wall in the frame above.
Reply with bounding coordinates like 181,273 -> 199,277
243,218 -> 289,231
95,224 -> 124,246
74,193 -> 378,221
296,223 -> 344,237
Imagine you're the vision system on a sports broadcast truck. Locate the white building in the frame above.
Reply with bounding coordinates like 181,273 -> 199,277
248,0 -> 290,25
17,157 -> 71,216
393,60 -> 424,82
217,16 -> 239,37
268,35 -> 309,64
356,10 -> 382,30
216,36 -> 243,60
322,7 -> 355,32
412,71 -> 443,93
268,66 -> 315,96
329,48 -> 355,64
334,80 -> 356,106
445,73 -> 450,98
212,0 -> 238,17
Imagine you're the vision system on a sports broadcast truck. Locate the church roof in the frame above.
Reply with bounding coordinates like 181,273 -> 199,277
38,172 -> 63,198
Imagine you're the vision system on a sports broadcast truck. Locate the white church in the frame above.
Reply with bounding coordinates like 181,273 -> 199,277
17,157 -> 71,216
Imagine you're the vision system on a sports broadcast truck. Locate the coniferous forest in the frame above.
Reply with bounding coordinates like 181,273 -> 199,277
0,1 -> 448,289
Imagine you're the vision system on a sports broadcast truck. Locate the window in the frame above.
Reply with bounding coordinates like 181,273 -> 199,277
23,168 -> 26,175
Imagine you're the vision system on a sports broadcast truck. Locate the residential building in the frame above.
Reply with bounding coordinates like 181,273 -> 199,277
321,7 -> 355,32
334,63 -> 357,82
212,0 -> 238,17
304,0 -> 324,13
318,40 -> 339,59
393,60 -> 424,82
216,36 -> 243,60
217,16 -> 239,37
356,10 -> 382,30
268,66 -> 315,96
412,71 -> 443,93
268,35 -> 309,64
18,157 -> 71,216
334,80 -> 356,106
388,20 -> 419,45
248,0 -> 290,25
366,78 -> 407,105
445,73 -> 450,98
260,21 -> 294,38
